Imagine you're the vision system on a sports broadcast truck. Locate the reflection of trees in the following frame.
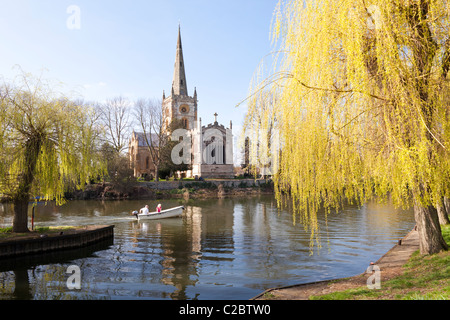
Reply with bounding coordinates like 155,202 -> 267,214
12,270 -> 32,300
0,272 -> 15,299
0,239 -> 112,299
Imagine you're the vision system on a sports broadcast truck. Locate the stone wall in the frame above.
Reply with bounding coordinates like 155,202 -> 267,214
144,178 -> 270,190
0,225 -> 114,259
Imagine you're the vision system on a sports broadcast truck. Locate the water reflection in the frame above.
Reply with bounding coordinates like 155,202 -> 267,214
0,238 -> 113,300
0,196 -> 416,300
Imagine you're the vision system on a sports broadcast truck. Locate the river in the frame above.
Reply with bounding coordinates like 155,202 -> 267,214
0,195 -> 416,300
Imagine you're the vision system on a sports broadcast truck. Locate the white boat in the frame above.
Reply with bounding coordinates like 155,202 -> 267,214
133,206 -> 184,220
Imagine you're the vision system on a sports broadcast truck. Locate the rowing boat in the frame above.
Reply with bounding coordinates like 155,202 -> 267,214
133,206 -> 184,220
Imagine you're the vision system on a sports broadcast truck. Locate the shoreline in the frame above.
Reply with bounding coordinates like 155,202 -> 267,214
0,179 -> 274,204
64,179 -> 274,201
0,225 -> 114,259
252,228 -> 420,300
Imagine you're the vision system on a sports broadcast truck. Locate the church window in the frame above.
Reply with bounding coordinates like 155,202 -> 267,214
180,79 -> 183,85
182,118 -> 188,129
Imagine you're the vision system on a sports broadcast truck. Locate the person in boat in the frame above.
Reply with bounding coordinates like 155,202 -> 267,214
156,204 -> 162,213
139,205 -> 150,215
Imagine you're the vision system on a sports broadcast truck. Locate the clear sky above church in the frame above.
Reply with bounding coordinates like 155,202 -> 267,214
0,0 -> 277,139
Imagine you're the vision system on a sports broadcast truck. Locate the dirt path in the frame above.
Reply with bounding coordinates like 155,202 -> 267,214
253,228 -> 419,300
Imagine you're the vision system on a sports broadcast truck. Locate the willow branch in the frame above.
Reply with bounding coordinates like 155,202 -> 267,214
288,74 -> 390,102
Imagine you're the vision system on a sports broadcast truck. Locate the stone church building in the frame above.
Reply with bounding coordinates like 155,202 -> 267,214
130,27 -> 234,179
128,131 -> 158,178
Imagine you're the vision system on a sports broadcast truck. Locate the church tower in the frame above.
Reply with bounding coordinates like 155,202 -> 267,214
159,25 -> 234,179
162,26 -> 197,132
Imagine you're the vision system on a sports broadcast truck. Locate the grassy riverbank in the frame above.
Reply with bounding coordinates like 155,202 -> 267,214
310,224 -> 450,300
0,226 -> 81,242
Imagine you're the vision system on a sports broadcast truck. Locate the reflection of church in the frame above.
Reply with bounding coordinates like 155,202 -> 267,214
131,26 -> 234,179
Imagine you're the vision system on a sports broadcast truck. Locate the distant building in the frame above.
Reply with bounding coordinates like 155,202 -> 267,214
129,131 -> 159,178
130,26 -> 234,179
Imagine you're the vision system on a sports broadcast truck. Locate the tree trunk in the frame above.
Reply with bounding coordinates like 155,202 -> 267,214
437,197 -> 450,225
414,200 -> 448,255
12,135 -> 42,233
444,196 -> 450,216
405,2 -> 447,254
12,197 -> 30,233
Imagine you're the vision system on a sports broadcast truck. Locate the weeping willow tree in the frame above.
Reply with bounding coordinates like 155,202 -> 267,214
244,0 -> 450,254
0,73 -> 104,232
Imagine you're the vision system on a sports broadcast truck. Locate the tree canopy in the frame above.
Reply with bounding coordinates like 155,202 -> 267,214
0,73 -> 104,232
244,0 -> 450,254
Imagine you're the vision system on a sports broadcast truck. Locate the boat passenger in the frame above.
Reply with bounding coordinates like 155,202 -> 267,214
156,204 -> 162,213
140,205 -> 150,215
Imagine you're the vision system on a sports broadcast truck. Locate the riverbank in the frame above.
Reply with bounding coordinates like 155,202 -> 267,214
66,179 -> 274,201
0,225 -> 114,259
254,224 -> 450,300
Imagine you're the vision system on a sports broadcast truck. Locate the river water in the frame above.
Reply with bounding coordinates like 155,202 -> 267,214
0,195 -> 416,300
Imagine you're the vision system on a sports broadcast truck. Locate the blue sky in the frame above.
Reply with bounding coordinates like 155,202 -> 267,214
0,0 -> 277,145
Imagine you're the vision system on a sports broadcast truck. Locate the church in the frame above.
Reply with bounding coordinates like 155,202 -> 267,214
130,26 -> 234,179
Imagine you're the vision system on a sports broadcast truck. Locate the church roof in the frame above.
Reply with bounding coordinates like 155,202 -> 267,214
132,131 -> 160,147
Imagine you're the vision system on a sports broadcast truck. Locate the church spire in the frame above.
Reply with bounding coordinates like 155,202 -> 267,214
172,25 -> 188,96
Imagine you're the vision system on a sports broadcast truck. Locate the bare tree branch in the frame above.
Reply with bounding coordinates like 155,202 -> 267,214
97,96 -> 132,154
134,98 -> 166,181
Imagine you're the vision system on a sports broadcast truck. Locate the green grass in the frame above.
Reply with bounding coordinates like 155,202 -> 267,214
0,225 -> 78,241
0,226 -> 13,233
311,224 -> 450,300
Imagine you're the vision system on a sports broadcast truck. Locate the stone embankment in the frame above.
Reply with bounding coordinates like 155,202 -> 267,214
69,179 -> 274,200
0,225 -> 114,259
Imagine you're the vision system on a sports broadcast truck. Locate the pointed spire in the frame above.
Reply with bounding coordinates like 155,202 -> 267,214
172,25 -> 188,96
177,23 -> 182,49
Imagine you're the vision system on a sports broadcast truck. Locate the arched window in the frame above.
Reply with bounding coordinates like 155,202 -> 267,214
146,156 -> 150,169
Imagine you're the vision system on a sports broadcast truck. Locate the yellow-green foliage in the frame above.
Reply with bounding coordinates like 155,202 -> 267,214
0,72 -> 105,205
244,0 -> 450,249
